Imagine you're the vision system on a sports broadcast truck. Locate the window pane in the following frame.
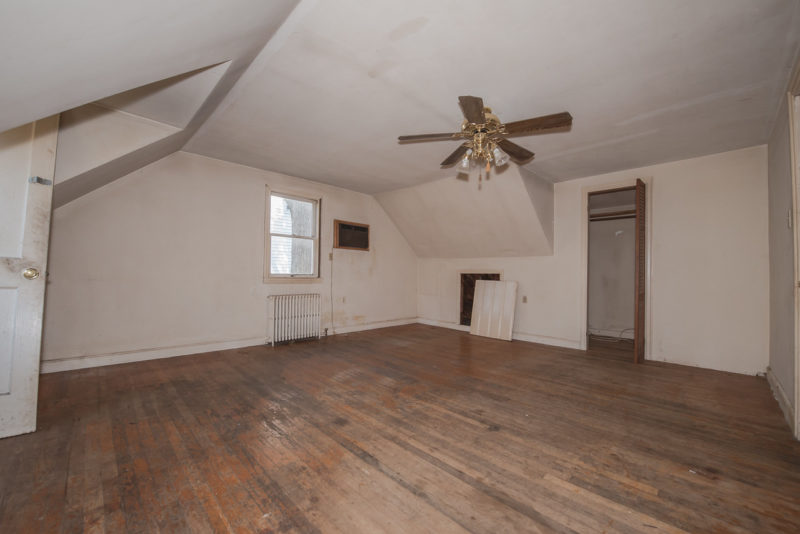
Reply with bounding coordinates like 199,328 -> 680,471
270,195 -> 315,237
270,236 -> 315,275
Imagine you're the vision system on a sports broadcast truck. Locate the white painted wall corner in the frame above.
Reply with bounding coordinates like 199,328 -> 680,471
767,365 -> 796,435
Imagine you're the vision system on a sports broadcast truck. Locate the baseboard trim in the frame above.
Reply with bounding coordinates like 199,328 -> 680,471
332,318 -> 418,335
512,331 -> 583,350
40,337 -> 267,373
416,318 -> 582,349
41,319 -> 420,373
40,319 -> 581,373
766,366 -> 795,433
416,318 -> 470,332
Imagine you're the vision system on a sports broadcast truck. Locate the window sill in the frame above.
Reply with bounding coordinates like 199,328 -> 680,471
263,276 -> 322,284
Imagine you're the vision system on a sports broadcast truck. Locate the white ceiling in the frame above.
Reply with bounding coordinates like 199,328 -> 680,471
0,0 -> 299,133
95,64 -> 230,129
0,0 -> 298,206
1,0 -> 798,203
186,0 -> 800,193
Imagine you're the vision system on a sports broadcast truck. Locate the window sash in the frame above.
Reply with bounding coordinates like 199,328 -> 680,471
271,232 -> 316,239
268,192 -> 319,278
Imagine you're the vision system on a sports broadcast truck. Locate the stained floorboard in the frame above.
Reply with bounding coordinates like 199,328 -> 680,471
1,324 -> 799,533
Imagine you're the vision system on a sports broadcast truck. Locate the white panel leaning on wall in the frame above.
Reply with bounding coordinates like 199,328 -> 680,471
470,280 -> 518,341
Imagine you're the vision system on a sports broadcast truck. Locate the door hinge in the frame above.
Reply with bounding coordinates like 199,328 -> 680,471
29,176 -> 52,186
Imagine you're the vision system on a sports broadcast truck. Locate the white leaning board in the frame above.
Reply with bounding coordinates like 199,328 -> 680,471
470,280 -> 518,341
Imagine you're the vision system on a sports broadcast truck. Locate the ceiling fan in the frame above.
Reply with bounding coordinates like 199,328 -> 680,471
398,96 -> 572,172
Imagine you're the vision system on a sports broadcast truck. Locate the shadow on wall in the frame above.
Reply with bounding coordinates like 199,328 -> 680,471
375,165 -> 554,258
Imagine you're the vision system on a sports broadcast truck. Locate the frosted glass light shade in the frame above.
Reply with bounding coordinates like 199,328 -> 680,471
492,146 -> 510,166
459,148 -> 474,170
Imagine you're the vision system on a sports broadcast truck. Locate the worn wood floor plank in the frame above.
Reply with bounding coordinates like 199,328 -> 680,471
1,324 -> 799,533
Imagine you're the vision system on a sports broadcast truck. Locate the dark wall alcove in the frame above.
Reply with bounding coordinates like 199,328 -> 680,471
460,273 -> 501,326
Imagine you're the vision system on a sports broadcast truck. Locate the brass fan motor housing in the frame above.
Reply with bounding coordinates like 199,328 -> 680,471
460,109 -> 504,161
397,96 -> 572,168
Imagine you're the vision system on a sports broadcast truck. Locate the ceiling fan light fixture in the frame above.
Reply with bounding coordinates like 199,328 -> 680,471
458,149 -> 474,170
492,146 -> 510,166
398,95 -> 571,176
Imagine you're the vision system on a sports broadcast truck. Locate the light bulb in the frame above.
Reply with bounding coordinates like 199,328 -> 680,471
492,146 -> 510,166
458,149 -> 473,170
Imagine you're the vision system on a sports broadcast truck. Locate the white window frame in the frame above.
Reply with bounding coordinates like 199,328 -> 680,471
266,191 -> 320,279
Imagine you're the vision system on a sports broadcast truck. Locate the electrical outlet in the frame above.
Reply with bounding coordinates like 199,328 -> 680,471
329,252 -> 333,260
522,296 -> 528,303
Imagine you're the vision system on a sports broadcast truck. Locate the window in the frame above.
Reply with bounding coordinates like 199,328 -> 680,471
334,219 -> 369,250
268,192 -> 319,277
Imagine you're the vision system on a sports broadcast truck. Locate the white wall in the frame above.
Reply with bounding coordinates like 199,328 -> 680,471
419,146 -> 770,375
588,218 -> 635,338
41,151 -> 417,370
0,123 -> 34,258
767,95 -> 796,412
41,145 -> 771,376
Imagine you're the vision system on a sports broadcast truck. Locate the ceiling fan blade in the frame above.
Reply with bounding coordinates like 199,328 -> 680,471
502,111 -> 573,135
398,132 -> 460,142
458,95 -> 486,124
440,143 -> 469,166
496,138 -> 535,163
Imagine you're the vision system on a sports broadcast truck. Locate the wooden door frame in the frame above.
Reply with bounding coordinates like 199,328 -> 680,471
788,65 -> 800,439
579,178 -> 652,358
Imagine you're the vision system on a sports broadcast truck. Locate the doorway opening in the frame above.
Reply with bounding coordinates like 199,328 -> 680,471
587,181 -> 646,363
460,273 -> 501,326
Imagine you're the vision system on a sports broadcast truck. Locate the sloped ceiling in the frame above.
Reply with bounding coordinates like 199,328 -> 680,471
55,104 -> 180,183
51,63 -> 232,207
186,0 -> 800,193
0,0 -> 299,205
1,0 -> 799,260
376,167 -> 554,258
0,0 -> 299,134
95,64 -> 230,130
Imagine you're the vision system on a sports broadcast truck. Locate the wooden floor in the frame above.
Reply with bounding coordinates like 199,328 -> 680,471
1,324 -> 799,533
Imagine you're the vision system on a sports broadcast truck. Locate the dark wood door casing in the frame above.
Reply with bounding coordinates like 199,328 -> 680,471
634,179 -> 646,364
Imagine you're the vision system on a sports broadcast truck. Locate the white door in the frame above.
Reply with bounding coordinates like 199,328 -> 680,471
0,115 -> 59,438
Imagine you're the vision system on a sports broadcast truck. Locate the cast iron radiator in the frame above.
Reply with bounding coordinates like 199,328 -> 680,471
268,293 -> 322,346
